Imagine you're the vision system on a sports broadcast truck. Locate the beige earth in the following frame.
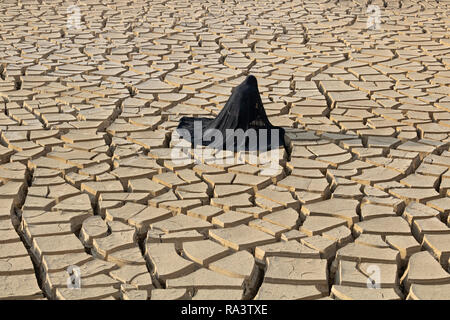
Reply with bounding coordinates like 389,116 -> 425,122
0,0 -> 449,300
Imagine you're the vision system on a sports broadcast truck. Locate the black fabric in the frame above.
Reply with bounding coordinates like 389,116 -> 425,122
176,75 -> 286,151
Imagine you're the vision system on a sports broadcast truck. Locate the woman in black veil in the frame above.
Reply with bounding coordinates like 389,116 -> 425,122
176,75 -> 286,152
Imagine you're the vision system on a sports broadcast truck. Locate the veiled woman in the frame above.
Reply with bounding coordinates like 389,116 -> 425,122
177,75 -> 285,152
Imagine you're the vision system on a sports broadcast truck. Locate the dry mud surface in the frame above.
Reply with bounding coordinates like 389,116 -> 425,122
0,0 -> 450,300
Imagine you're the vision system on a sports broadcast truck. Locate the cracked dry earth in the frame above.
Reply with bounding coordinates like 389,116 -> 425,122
0,0 -> 450,301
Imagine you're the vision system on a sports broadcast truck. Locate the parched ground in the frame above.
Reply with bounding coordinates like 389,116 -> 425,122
0,0 -> 449,300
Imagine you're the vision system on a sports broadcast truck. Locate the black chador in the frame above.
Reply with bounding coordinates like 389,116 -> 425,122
177,75 -> 286,151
